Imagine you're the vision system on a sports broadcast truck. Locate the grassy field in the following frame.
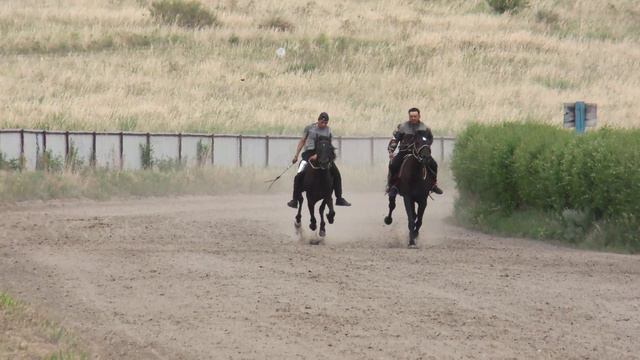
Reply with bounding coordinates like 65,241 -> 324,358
1,0 -> 639,136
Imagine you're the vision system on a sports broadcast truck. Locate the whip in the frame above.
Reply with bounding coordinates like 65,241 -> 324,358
264,162 -> 295,190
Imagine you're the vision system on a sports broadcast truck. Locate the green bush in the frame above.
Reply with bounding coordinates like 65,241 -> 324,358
486,0 -> 528,14
452,123 -> 640,252
140,142 -> 154,170
149,0 -> 218,29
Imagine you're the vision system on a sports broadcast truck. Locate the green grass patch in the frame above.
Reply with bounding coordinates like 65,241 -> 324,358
0,291 -> 88,359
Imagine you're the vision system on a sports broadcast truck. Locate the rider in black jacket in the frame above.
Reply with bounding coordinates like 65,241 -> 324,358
387,108 -> 443,195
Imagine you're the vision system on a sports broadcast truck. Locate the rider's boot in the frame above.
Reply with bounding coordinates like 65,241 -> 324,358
335,197 -> 351,206
332,164 -> 351,206
431,181 -> 444,195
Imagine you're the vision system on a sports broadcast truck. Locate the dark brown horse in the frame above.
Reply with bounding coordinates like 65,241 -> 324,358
294,137 -> 336,238
384,131 -> 435,247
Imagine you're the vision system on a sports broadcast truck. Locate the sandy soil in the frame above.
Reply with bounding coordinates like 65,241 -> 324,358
1,192 -> 639,359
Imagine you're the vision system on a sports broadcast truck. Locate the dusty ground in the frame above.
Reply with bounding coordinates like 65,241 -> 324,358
0,192 -> 639,359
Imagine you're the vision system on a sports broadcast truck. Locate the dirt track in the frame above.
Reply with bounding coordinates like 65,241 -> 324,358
1,193 -> 639,359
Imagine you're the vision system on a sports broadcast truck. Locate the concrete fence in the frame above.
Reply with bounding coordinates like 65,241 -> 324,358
0,129 -> 456,171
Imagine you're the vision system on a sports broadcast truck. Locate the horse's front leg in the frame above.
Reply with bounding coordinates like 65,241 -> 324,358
414,197 -> 427,238
307,196 -> 317,231
384,193 -> 396,225
326,196 -> 335,224
403,196 -> 418,246
295,196 -> 304,228
319,199 -> 327,237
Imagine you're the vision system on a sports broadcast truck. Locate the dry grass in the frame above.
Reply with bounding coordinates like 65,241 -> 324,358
1,0 -> 639,135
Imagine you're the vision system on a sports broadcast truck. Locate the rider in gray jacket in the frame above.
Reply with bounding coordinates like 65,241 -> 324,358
287,112 -> 351,208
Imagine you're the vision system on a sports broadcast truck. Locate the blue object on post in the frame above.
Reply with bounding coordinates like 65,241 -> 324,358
575,101 -> 586,134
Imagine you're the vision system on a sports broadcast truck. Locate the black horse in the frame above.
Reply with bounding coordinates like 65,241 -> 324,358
294,136 -> 336,238
384,131 -> 435,247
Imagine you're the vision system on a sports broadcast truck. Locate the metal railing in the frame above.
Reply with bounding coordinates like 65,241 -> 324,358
0,129 -> 456,171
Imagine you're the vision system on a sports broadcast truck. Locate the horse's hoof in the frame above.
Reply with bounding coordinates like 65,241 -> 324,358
408,242 -> 417,249
309,223 -> 317,231
384,216 -> 393,225
319,229 -> 326,237
294,221 -> 301,228
327,213 -> 335,224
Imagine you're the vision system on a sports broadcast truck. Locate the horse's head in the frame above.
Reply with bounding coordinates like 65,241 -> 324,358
314,136 -> 336,169
412,131 -> 432,165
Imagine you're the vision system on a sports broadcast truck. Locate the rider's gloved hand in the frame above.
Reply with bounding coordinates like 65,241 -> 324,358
292,156 -> 298,164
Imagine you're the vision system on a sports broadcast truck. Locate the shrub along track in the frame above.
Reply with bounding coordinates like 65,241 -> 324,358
0,193 -> 638,359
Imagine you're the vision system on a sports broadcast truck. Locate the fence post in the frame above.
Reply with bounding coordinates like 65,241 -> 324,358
370,137 -> 374,166
338,136 -> 342,161
19,129 -> 24,156
178,133 -> 182,164
211,134 -> 216,166
238,135 -> 243,167
91,131 -> 97,168
440,137 -> 445,163
17,129 -> 25,171
265,135 -> 270,168
41,131 -> 47,170
64,131 -> 70,165
119,132 -> 124,170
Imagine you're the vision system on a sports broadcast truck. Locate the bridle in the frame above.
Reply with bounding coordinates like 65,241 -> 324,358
310,138 -> 334,170
408,137 -> 430,164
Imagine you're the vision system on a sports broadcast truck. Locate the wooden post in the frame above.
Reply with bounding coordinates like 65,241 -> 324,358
338,136 -> 343,161
440,137 -> 445,164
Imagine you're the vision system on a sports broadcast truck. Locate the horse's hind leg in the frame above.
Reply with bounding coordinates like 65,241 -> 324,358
319,200 -> 327,237
307,197 -> 317,231
384,193 -> 396,225
403,196 -> 418,246
414,198 -> 427,239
